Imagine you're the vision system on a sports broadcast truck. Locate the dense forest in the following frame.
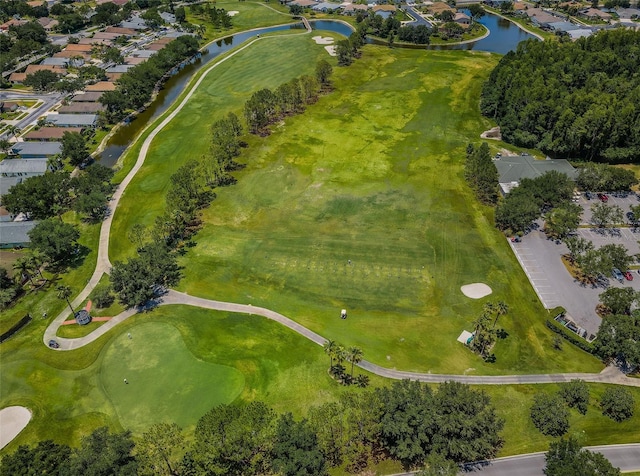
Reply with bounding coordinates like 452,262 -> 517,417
480,29 -> 640,163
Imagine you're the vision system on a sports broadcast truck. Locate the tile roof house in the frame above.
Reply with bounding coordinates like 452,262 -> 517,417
58,102 -> 105,114
580,8 -> 612,20
85,81 -> 117,92
24,127 -> 84,141
71,92 -> 104,102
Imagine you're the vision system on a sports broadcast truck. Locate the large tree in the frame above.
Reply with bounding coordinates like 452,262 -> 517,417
61,131 -> 89,166
376,379 -> 436,467
28,219 -> 80,265
544,437 -> 620,476
2,171 -> 71,219
599,287 -> 639,316
530,392 -> 570,437
271,413 -> 327,476
432,382 -> 504,463
0,440 -> 71,475
137,423 -> 185,476
601,387 -> 635,422
558,379 -> 590,415
192,402 -> 276,475
595,313 -> 640,368
67,427 -> 137,475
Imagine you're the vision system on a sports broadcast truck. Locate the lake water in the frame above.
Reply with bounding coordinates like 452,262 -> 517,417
98,15 -> 535,167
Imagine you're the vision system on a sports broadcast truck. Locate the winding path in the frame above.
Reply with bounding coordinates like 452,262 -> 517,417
42,20 -> 640,389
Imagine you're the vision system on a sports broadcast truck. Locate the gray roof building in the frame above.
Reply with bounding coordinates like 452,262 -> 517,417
0,221 -> 39,248
71,92 -> 104,102
495,155 -> 578,193
106,64 -> 135,74
568,28 -> 593,39
47,114 -> 98,127
0,159 -> 49,176
0,176 -> 21,197
548,21 -> 580,32
41,57 -> 72,66
10,142 -> 62,158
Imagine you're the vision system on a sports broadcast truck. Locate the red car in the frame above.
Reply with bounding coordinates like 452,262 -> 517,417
598,193 -> 609,202
624,271 -> 633,281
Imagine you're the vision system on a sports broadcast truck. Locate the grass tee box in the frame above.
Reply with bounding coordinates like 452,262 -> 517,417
111,33 -> 602,376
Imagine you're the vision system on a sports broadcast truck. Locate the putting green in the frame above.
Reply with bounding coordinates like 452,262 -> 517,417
100,322 -> 243,432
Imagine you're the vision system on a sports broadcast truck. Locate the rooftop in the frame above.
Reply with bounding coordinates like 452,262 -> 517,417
0,221 -> 39,246
24,127 -> 83,140
0,158 -> 49,175
495,155 -> 578,185
47,114 -> 98,126
10,142 -> 62,157
58,102 -> 105,114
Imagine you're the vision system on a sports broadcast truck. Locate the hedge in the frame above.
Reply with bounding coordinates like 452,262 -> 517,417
546,319 -> 596,354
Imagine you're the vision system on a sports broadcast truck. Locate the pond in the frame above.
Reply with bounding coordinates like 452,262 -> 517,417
97,15 -> 535,167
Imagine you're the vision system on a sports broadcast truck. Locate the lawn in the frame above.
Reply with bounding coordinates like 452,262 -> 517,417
0,305 -> 365,451
112,36 -> 602,375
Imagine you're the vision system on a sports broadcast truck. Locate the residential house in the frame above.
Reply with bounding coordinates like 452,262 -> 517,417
9,142 -> 62,159
579,8 -> 611,21
37,17 -> 59,31
78,37 -> 113,46
0,19 -> 27,31
71,92 -> 103,102
548,20 -> 580,32
428,2 -> 454,15
525,8 -> 564,28
105,65 -> 135,74
46,114 -> 98,128
85,81 -> 117,92
64,44 -> 94,53
24,64 -> 66,75
0,221 -> 39,249
105,26 -> 137,36
0,102 -> 19,113
24,127 -> 83,141
454,12 -> 471,26
0,158 -> 49,178
568,28 -> 593,39
58,103 -> 105,114
342,4 -> 369,15
289,0 -> 318,7
312,2 -> 342,12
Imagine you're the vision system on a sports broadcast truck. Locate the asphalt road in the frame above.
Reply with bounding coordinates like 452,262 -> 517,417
404,6 -> 434,28
391,444 -> 640,475
0,91 -> 63,139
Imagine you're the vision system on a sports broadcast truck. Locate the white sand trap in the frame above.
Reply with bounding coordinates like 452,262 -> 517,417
0,406 -> 32,450
313,35 -> 334,45
324,45 -> 337,57
228,10 -> 239,16
461,283 -> 492,299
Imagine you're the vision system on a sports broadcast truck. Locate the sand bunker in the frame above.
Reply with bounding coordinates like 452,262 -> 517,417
0,406 -> 32,450
325,45 -> 337,57
228,10 -> 239,16
461,283 -> 492,299
313,35 -> 334,45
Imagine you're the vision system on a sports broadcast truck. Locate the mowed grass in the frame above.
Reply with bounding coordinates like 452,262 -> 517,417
187,1 -> 291,42
0,305 -> 364,453
111,37 -> 602,375
110,32 -> 343,261
483,383 -> 640,456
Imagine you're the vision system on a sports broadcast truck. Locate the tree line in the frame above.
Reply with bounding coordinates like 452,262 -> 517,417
480,29 -> 640,163
100,35 -> 200,122
243,61 -> 331,135
0,380 -> 505,475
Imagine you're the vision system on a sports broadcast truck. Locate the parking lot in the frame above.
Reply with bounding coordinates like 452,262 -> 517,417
578,191 -> 640,227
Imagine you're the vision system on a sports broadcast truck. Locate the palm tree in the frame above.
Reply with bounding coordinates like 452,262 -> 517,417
354,374 -> 369,388
28,252 -> 45,283
6,125 -> 21,139
472,312 -> 491,354
323,339 -> 337,369
56,285 -> 75,316
0,138 -> 11,153
13,257 -> 35,287
493,301 -> 509,328
347,346 -> 363,378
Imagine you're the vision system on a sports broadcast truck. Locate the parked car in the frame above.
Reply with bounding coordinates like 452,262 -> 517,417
627,211 -> 635,222
598,193 -> 609,202
612,268 -> 624,282
624,271 -> 633,281
585,191 -> 594,200
48,339 -> 59,349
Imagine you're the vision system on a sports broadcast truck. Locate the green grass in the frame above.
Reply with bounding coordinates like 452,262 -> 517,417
0,305 -> 369,452
482,383 -> 640,456
113,38 -> 602,375
186,1 -> 292,44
